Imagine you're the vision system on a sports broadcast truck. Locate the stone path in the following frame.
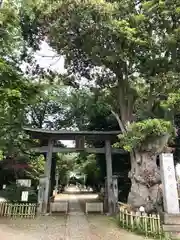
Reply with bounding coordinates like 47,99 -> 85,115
0,189 -> 152,240
65,192 -> 149,240
66,194 -> 91,239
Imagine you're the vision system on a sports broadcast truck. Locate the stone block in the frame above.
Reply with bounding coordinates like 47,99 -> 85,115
164,214 -> 180,225
85,202 -> 103,214
50,201 -> 68,214
160,153 -> 179,214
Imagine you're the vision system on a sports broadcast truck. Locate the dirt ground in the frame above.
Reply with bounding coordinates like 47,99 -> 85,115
0,216 -> 67,240
0,215 -> 150,240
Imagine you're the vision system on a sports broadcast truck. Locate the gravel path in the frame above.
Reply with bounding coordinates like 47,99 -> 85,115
0,190 -> 151,240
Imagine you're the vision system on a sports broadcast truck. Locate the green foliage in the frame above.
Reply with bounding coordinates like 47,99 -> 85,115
74,154 -> 101,188
26,84 -> 69,128
114,119 -> 173,152
61,88 -> 110,130
56,153 -> 75,185
26,154 -> 45,181
0,1 -> 42,155
161,91 -> 180,113
82,154 -> 100,180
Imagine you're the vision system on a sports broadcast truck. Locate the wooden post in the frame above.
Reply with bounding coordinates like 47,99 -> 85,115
43,139 -> 54,214
105,140 -> 113,215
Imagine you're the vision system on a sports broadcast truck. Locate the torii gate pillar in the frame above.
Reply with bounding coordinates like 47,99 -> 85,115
105,140 -> 114,215
43,139 -> 54,214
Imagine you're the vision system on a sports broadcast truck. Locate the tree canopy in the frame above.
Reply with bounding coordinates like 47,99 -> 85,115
22,0 -> 180,148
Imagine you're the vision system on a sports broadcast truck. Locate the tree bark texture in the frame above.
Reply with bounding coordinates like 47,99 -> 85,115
127,151 -> 162,213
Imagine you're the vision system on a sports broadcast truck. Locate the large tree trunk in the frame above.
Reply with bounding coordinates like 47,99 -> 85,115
127,151 -> 162,213
127,134 -> 170,213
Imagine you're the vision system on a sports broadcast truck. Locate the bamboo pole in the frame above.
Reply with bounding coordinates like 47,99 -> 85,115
143,213 -> 148,236
130,211 -> 134,230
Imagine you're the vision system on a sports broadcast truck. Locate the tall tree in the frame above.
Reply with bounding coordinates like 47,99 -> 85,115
0,1 -> 41,154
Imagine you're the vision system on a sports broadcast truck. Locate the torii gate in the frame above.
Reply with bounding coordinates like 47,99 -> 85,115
24,127 -> 126,215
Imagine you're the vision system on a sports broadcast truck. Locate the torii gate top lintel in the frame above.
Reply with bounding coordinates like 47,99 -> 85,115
23,127 -> 121,141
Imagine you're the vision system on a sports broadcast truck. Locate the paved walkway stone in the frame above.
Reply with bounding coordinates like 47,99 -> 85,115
65,194 -> 91,240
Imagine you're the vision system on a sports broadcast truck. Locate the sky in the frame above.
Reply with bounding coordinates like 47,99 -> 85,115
35,42 -> 66,74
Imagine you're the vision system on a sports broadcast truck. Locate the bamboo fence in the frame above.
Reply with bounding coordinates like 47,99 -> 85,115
0,202 -> 37,218
118,205 -> 166,239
